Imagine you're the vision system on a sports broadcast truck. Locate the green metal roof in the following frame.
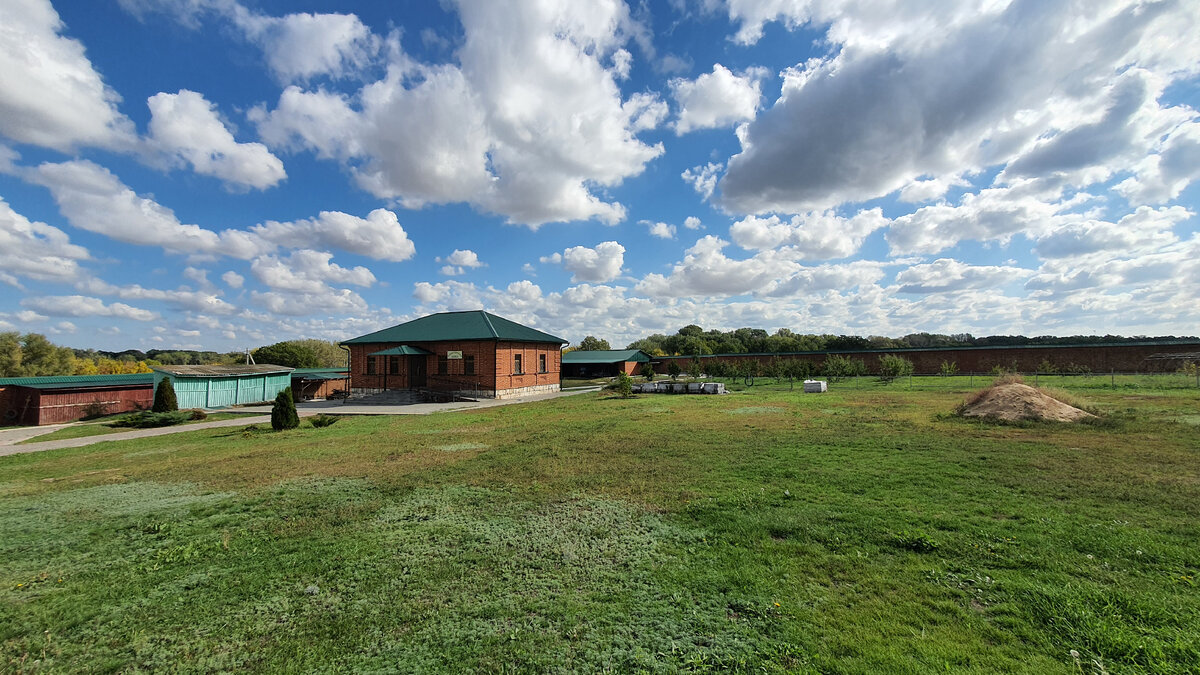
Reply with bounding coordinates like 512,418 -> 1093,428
291,368 -> 349,380
562,349 -> 652,364
343,310 -> 567,345
369,345 -> 433,356
0,373 -> 155,389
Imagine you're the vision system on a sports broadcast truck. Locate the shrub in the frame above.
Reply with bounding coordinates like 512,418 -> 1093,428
81,401 -> 111,420
610,371 -> 634,398
667,361 -> 681,380
152,378 -> 178,413
823,355 -> 866,382
939,360 -> 958,377
640,363 -> 656,381
310,414 -> 340,428
688,357 -> 703,380
108,411 -> 189,428
187,408 -> 207,421
892,530 -> 939,553
271,387 -> 299,431
878,354 -> 914,383
1037,359 -> 1058,374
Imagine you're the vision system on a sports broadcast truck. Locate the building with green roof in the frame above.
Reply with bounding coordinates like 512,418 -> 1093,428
561,350 -> 652,378
0,373 -> 155,426
341,310 -> 567,400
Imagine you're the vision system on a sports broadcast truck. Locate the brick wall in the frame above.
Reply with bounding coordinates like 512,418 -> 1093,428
347,340 -> 562,396
653,342 -> 1200,376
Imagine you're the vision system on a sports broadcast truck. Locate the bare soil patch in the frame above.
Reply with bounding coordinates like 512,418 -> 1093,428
959,383 -> 1096,423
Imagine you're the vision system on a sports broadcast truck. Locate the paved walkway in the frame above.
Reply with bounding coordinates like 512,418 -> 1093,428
0,387 -> 599,458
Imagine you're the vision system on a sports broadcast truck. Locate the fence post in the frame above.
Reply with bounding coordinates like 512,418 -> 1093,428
1111,368 -> 1115,388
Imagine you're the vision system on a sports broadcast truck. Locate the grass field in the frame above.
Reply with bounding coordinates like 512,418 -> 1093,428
1,378 -> 1197,673
16,412 -> 264,445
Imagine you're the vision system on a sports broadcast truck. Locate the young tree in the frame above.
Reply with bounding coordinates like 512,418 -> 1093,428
877,354 -> 914,383
271,386 -> 300,431
614,371 -> 634,398
152,377 -> 179,413
640,362 -> 656,381
939,360 -> 959,377
667,360 -> 682,380
688,357 -> 703,380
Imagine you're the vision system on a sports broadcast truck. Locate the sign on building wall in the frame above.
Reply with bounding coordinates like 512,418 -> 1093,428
447,351 -> 463,360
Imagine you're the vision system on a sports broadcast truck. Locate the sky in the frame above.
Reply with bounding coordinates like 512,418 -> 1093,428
1,0 -> 1198,353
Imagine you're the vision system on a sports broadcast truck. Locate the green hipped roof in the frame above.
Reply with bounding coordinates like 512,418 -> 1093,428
343,311 -> 566,345
0,373 -> 155,389
369,345 -> 433,356
562,349 -> 652,364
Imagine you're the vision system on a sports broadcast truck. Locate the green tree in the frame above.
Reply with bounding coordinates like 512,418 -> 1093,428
640,362 -> 656,381
0,332 -> 21,377
576,335 -> 611,351
18,333 -> 75,376
688,357 -> 703,380
877,354 -> 914,383
667,360 -> 682,380
152,377 -> 178,413
292,339 -> 347,367
271,387 -> 299,431
823,355 -> 866,382
612,371 -> 633,398
253,341 -> 320,369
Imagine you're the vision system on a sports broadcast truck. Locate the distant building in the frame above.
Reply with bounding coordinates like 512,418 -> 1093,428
341,311 -> 566,399
152,364 -> 293,409
562,349 -> 652,378
0,374 -> 154,426
290,368 -> 350,401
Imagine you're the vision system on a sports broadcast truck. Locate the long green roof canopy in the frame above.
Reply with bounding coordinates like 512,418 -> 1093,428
562,349 -> 652,364
343,310 -> 566,345
0,373 -> 155,389
369,345 -> 433,356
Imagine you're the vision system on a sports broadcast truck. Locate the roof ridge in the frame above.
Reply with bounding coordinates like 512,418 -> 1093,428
479,310 -> 499,339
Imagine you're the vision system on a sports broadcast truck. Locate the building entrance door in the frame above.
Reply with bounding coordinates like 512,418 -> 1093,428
409,355 -> 427,387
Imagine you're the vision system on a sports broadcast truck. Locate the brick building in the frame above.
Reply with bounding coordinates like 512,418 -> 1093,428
562,350 -> 652,378
341,311 -> 566,399
0,374 -> 154,426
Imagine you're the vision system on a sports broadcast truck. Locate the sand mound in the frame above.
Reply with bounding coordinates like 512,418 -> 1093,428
959,383 -> 1096,423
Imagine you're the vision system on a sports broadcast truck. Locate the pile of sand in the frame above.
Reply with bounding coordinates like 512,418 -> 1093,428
958,383 -> 1096,423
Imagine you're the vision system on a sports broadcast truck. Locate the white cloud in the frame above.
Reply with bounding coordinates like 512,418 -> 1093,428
552,241 -> 626,283
1032,206 -> 1189,259
231,9 -> 381,83
681,162 -> 722,199
894,259 -> 1034,294
253,0 -> 664,227
642,220 -> 676,239
221,270 -> 244,289
718,1 -> 1200,214
250,249 -> 375,293
21,295 -> 157,321
76,277 -> 237,314
730,208 -> 888,259
436,249 -> 485,276
670,64 -> 767,134
683,216 -> 703,230
249,288 -> 368,316
146,89 -> 286,190
15,310 -> 48,322
897,175 -> 970,203
251,208 -> 415,262
0,0 -> 135,151
51,321 -> 76,334
0,196 -> 89,285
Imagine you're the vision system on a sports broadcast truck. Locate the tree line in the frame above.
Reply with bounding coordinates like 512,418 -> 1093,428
0,333 -> 347,378
616,325 -> 1196,357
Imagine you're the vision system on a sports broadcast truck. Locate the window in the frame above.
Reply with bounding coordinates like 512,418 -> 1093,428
464,355 -> 475,375
366,356 -> 376,375
538,353 -> 547,373
438,355 -> 448,375
389,356 -> 400,375
514,353 -> 523,375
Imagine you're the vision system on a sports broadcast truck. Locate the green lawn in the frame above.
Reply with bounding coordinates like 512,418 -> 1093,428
17,411 -> 264,444
1,379 -> 1197,673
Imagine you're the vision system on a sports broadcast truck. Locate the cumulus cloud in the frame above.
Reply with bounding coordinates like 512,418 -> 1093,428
231,9 -> 381,83
250,250 -> 375,293
894,259 -> 1035,294
221,271 -> 244,289
544,241 -> 626,283
642,220 -> 676,239
253,0 -> 664,227
76,277 -> 237,314
249,288 -> 368,316
146,89 -> 286,190
1032,206 -> 1189,259
0,196 -> 89,285
21,295 -> 157,321
681,162 -> 722,199
670,64 -> 767,134
718,1 -> 1199,214
436,249 -> 485,276
251,208 -> 416,262
683,216 -> 703,230
730,208 -> 888,260
0,0 -> 135,151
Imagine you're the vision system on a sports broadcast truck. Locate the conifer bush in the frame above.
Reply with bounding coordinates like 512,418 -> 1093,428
271,387 -> 299,431
152,377 -> 178,413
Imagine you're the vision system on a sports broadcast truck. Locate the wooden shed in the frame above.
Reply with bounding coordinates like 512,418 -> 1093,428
0,373 -> 155,426
152,365 -> 293,409
291,368 -> 350,401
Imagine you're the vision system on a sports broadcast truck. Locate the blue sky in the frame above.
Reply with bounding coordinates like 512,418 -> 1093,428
1,0 -> 1198,352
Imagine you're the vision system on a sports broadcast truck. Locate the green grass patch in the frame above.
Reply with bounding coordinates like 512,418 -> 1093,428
2,383 -> 1198,672
17,412 -> 262,444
